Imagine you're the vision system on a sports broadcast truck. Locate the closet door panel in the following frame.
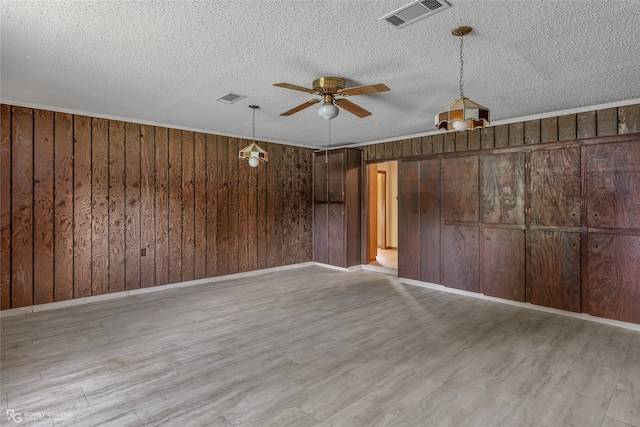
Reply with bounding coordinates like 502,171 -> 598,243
443,156 -> 478,222
530,147 -> 581,227
443,225 -> 479,292
420,159 -> 441,283
481,152 -> 525,225
398,160 -> 421,280
530,231 -> 580,312
482,228 -> 525,302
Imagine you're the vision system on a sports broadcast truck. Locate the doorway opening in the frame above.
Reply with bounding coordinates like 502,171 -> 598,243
367,161 -> 398,272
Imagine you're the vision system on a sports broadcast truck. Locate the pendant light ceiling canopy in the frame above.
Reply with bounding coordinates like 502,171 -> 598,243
435,26 -> 490,132
239,105 -> 268,167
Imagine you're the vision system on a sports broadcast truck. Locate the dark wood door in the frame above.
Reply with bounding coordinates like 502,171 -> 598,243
328,203 -> 345,267
314,153 -> 328,202
530,147 -> 581,227
481,152 -> 525,225
530,231 -> 580,312
443,225 -> 479,292
398,160 -> 420,280
482,228 -> 525,302
443,156 -> 478,222
328,150 -> 344,203
587,142 -> 640,229
313,203 -> 329,264
587,233 -> 640,324
420,159 -> 441,283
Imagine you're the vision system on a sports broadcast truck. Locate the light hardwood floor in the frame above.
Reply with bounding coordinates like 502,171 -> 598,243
1,266 -> 639,426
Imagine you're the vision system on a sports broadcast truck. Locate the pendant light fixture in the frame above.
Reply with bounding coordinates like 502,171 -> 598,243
239,105 -> 268,167
435,26 -> 490,132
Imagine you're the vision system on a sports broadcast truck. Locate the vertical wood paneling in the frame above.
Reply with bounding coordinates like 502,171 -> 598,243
193,132 -> 207,279
181,131 -> 195,281
0,105 -> 12,309
410,138 -> 421,156
432,134 -> 444,153
227,137 -> 239,273
480,126 -> 494,149
422,136 -> 433,154
524,120 -> 541,145
541,117 -> 558,143
597,108 -> 617,136
494,124 -> 509,148
508,122 -> 524,146
140,124 -> 156,287
291,146 -> 302,264
302,148 -> 314,262
455,131 -> 468,151
1,104 -> 315,309
168,128 -> 182,283
468,129 -> 481,151
11,107 -> 33,307
393,140 -> 404,158
108,121 -> 126,293
282,145 -> 293,266
237,139 -> 249,273
33,109 -> 54,305
54,113 -> 74,302
216,136 -> 229,275
206,134 -> 219,277
618,104 -> 640,134
155,127 -> 170,286
91,118 -> 109,295
443,132 -> 455,153
11,107 -> 33,308
73,116 -> 92,298
577,111 -> 597,139
124,122 -> 141,290
558,114 -> 577,141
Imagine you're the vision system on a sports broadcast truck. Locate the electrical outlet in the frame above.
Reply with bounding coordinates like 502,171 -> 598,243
141,248 -> 146,256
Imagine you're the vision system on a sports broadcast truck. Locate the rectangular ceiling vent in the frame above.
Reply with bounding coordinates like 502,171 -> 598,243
216,93 -> 246,104
379,0 -> 451,29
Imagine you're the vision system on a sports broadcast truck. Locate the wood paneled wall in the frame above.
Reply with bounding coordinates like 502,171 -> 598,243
363,104 -> 640,161
0,104 -> 313,309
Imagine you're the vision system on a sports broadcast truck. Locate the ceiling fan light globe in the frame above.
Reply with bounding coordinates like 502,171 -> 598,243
318,103 -> 339,120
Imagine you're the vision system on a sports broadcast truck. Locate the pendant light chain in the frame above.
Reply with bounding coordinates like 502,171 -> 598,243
459,34 -> 465,98
252,106 -> 256,142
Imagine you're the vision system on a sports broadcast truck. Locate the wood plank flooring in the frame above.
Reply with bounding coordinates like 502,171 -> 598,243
1,266 -> 640,426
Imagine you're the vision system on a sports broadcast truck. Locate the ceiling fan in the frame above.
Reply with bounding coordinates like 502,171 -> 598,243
273,77 -> 390,120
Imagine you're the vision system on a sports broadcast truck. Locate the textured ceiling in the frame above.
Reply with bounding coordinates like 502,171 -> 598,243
2,1 -> 640,149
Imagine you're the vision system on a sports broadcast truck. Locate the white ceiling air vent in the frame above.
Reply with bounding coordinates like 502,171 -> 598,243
215,93 -> 246,104
380,0 -> 451,29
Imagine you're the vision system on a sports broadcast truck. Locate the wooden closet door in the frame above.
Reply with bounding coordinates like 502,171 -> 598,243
443,225 -> 479,292
420,159 -> 441,283
398,160 -> 421,280
529,147 -> 581,311
443,156 -> 478,222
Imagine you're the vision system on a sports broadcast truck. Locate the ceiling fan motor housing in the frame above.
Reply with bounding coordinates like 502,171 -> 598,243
313,77 -> 345,94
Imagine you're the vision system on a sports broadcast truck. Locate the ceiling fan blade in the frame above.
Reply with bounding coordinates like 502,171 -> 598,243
280,99 -> 320,116
340,84 -> 390,96
273,83 -> 317,94
334,98 -> 372,118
